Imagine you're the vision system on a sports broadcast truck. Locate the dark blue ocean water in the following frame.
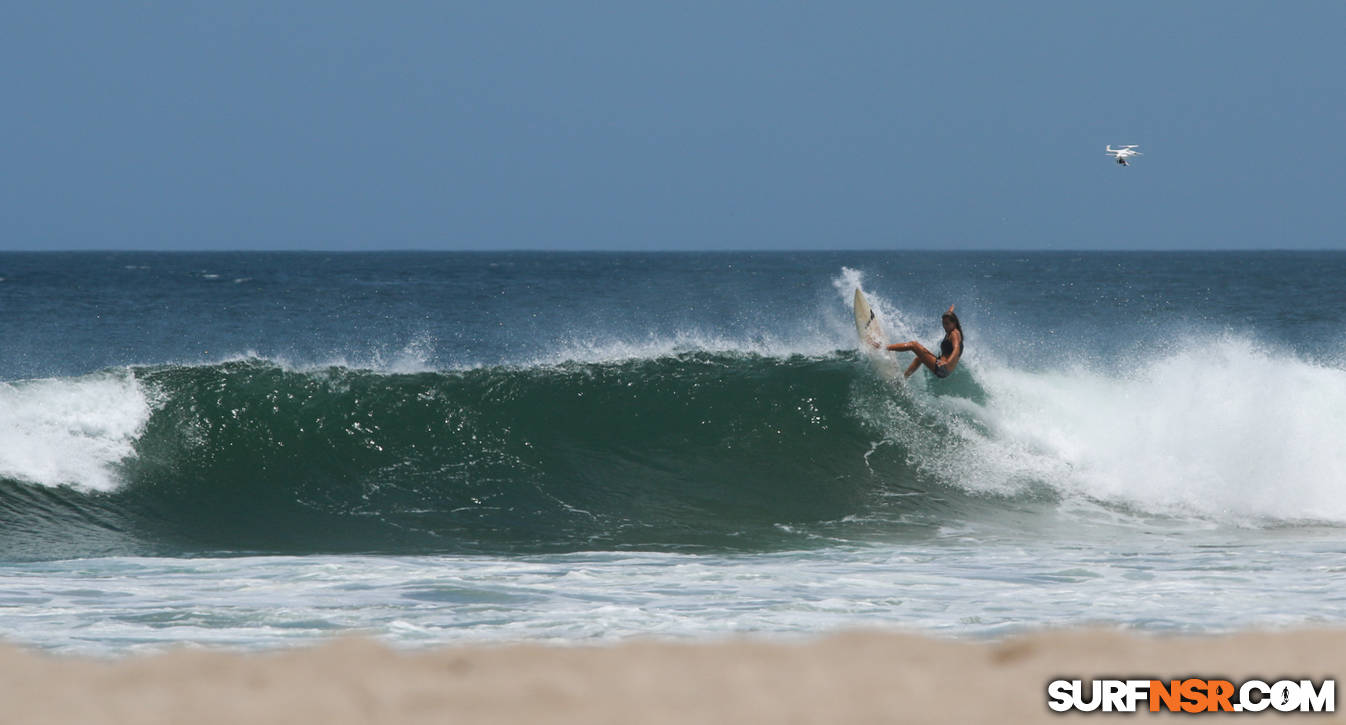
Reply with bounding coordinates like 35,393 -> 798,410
4,251 -> 1342,380
2,251 -> 1344,654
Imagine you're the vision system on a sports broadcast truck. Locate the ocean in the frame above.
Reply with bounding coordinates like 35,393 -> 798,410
1,251 -> 1344,656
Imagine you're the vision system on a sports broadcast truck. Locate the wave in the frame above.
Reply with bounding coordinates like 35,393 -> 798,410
0,353 -> 916,558
2,325 -> 1345,560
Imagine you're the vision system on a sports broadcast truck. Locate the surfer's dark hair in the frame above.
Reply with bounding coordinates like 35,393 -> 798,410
942,311 -> 963,342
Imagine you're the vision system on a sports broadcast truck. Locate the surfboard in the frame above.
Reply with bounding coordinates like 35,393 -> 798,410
853,288 -> 884,349
854,288 -> 899,379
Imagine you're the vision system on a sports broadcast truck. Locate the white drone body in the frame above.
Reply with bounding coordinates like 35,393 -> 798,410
1106,145 -> 1141,166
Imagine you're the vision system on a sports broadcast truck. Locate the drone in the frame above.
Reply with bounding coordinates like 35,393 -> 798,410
1105,145 -> 1141,166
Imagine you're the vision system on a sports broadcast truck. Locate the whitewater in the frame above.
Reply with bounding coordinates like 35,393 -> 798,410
1,251 -> 1344,655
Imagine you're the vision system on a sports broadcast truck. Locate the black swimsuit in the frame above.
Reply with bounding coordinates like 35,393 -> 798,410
933,334 -> 956,378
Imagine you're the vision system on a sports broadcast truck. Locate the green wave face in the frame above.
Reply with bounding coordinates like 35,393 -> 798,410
5,354 -> 963,559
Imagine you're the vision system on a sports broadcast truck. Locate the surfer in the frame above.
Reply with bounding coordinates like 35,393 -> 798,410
883,305 -> 963,380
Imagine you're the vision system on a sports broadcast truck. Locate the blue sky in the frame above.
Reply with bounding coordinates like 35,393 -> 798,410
3,2 -> 1343,250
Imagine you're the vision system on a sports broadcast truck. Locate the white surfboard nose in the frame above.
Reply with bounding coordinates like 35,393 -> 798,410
854,288 -> 899,380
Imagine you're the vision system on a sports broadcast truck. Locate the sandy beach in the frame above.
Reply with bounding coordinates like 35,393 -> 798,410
2,629 -> 1341,724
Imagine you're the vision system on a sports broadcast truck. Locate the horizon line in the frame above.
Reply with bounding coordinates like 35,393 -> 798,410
2,246 -> 1345,254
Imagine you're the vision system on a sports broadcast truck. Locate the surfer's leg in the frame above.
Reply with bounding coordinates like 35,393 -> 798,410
905,342 -> 941,369
892,341 -> 941,376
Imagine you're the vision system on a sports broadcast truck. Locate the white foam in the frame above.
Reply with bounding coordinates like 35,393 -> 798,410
922,335 -> 1346,524
0,370 -> 152,492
